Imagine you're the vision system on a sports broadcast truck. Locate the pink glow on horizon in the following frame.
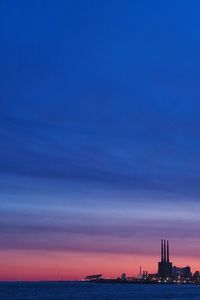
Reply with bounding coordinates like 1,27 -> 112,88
0,250 -> 200,281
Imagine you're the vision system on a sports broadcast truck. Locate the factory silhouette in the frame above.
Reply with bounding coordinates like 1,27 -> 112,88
158,239 -> 172,278
85,239 -> 199,284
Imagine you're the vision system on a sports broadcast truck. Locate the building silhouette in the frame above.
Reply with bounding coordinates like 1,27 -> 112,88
172,266 -> 192,279
158,239 -> 172,278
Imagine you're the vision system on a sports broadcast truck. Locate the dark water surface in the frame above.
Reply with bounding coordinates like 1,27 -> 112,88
1,282 -> 200,300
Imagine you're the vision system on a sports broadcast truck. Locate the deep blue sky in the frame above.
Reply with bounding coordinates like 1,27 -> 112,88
1,0 -> 200,278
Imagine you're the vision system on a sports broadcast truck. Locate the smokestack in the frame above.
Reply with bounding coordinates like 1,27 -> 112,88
164,240 -> 166,262
167,240 -> 169,263
161,239 -> 164,262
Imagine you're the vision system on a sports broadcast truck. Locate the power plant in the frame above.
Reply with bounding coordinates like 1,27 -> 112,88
158,239 -> 172,278
85,239 -> 200,284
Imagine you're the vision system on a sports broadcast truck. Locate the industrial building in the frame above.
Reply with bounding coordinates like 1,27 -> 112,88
85,239 -> 200,284
158,239 -> 172,278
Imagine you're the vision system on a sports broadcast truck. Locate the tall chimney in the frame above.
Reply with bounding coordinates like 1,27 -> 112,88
164,240 -> 166,262
161,239 -> 164,262
167,240 -> 169,263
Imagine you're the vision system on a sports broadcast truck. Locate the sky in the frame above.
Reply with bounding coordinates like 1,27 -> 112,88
1,0 -> 200,280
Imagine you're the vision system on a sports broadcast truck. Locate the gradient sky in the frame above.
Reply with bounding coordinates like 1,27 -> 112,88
1,0 -> 200,280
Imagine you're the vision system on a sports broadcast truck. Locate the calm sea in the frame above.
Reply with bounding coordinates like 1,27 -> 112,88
1,282 -> 200,300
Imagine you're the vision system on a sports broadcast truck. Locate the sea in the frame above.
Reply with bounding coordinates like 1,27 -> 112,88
1,282 -> 200,300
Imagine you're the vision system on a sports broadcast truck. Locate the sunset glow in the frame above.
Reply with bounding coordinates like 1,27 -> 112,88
1,0 -> 200,281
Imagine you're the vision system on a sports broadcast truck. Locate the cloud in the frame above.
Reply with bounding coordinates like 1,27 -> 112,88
1,0 -> 200,265
1,109 -> 200,204
0,207 -> 200,259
